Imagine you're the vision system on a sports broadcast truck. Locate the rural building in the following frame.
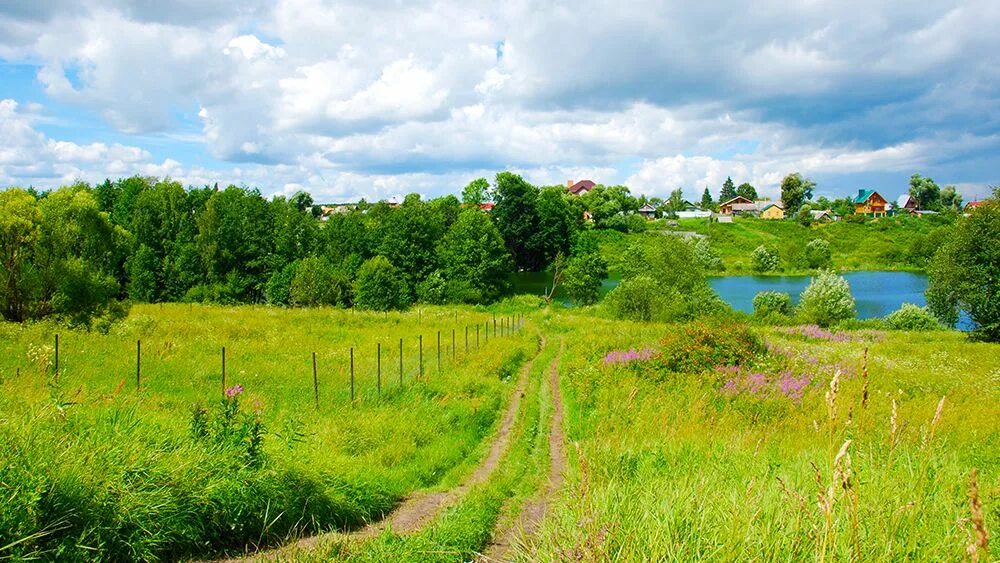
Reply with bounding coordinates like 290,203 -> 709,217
810,209 -> 835,222
566,179 -> 596,195
965,200 -> 987,213
759,203 -> 784,219
896,194 -> 918,214
853,189 -> 888,217
719,196 -> 754,215
637,203 -> 657,219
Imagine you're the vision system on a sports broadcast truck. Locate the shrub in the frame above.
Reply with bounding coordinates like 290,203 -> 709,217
265,262 -> 297,305
289,256 -> 347,307
797,270 -> 856,327
805,238 -> 832,269
691,238 -> 724,271
750,245 -> 780,272
658,322 -> 766,373
884,303 -> 942,331
563,253 -> 608,306
416,270 -> 449,304
353,256 -> 410,311
603,275 -> 675,322
752,291 -> 792,318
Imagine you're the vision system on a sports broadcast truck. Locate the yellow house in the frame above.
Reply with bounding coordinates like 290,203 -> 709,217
760,203 -> 785,220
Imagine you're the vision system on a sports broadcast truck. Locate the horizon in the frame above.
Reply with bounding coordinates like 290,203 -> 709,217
1,1 -> 998,203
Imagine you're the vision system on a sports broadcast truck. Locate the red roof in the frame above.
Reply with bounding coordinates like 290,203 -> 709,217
479,202 -> 495,211
965,200 -> 987,210
568,180 -> 595,195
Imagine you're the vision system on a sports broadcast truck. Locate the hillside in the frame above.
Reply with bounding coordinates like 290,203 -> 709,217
592,214 -> 957,275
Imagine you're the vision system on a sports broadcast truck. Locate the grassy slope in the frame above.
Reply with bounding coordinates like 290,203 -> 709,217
0,304 -> 533,561
594,214 -> 954,275
526,313 -> 1000,561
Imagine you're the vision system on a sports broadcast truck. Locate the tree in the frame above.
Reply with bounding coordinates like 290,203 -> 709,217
492,172 -> 544,270
909,174 -> 941,210
753,291 -> 792,318
927,199 -> 1000,341
0,189 -> 42,321
805,238 -> 832,269
720,177 -> 737,202
289,256 -> 347,306
797,270 -> 856,327
374,195 -> 444,297
736,182 -> 757,200
353,255 -> 410,311
668,188 -> 684,212
700,188 -> 714,210
562,253 -> 608,306
780,172 -> 815,214
437,209 -> 513,302
940,185 -> 962,210
750,246 -> 780,272
533,187 -> 576,266
461,177 -> 490,205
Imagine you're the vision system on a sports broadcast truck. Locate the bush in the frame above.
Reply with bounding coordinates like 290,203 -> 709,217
265,262 -> 297,305
691,238 -> 724,271
563,253 -> 608,306
604,275 -> 675,322
657,322 -> 766,373
353,256 -> 410,311
805,238 -> 832,269
752,291 -> 792,318
797,270 -> 856,327
750,245 -> 780,272
289,256 -> 348,307
884,303 -> 942,331
416,270 -> 449,304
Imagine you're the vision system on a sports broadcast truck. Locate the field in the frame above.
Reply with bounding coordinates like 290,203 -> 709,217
2,304 -> 998,561
593,214 -> 955,275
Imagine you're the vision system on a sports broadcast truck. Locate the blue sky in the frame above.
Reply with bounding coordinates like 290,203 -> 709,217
1,0 -> 998,203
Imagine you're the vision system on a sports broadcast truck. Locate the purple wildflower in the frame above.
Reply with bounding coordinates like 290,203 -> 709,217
225,384 -> 244,398
602,348 -> 655,366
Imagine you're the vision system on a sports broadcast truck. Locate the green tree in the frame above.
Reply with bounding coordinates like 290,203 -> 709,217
940,185 -> 962,210
720,177 -> 737,202
909,174 -> 941,210
534,187 -> 576,265
437,209 -> 513,302
927,199 -> 1000,340
289,256 -> 347,306
461,177 -> 490,205
668,188 -> 684,212
700,188 -> 714,210
780,172 -> 815,214
750,245 -> 780,272
798,270 -> 856,327
0,189 -> 42,321
353,255 -> 410,311
736,182 -> 757,200
805,238 -> 832,269
373,195 -> 443,298
492,171 -> 543,270
562,253 -> 608,306
753,291 -> 792,318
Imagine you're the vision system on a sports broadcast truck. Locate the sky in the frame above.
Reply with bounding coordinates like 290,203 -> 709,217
1,0 -> 998,203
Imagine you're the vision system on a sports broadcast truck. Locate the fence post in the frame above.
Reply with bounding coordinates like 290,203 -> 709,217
136,340 -> 141,391
399,338 -> 403,386
452,329 -> 456,360
493,315 -> 497,338
54,334 -> 59,379
465,326 -> 469,353
437,330 -> 441,374
312,352 -> 319,410
350,347 -> 355,402
476,324 -> 480,348
221,346 -> 226,397
419,335 -> 423,380
485,321 -> 488,343
377,342 -> 382,397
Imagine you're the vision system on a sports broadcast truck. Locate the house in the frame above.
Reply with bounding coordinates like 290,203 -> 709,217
637,203 -> 657,219
896,194 -> 918,214
566,179 -> 596,196
719,196 -> 754,215
810,209 -> 835,222
479,202 -> 494,213
760,203 -> 785,220
853,189 -> 888,217
965,200 -> 988,213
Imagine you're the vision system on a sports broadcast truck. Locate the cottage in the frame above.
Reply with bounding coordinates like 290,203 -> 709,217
566,179 -> 596,196
853,189 -> 888,217
809,209 -> 835,222
637,203 -> 657,219
760,203 -> 785,220
719,196 -> 754,215
896,194 -> 918,214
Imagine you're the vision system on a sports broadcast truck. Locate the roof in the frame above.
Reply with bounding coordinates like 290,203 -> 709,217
730,202 -> 759,212
853,189 -> 883,204
637,203 -> 657,212
810,209 -> 832,219
966,200 -> 987,210
720,196 -> 753,207
896,194 -> 915,208
760,203 -> 783,212
567,180 -> 596,195
479,202 -> 495,211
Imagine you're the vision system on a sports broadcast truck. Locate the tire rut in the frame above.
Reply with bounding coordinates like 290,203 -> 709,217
220,333 -> 547,562
477,339 -> 565,562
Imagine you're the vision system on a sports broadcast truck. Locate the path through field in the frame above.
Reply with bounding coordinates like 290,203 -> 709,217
477,339 -> 566,562
224,334 -> 547,562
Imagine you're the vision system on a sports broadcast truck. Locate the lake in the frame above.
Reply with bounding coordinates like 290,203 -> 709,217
511,270 -> 936,320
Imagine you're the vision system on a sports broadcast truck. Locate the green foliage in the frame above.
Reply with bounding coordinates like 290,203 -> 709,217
289,256 -> 347,307
0,189 -> 42,322
700,188 -> 714,210
265,262 -> 297,305
909,173 -> 941,210
562,253 -> 608,306
883,303 -> 941,331
780,172 -> 815,214
797,270 -> 856,327
461,177 -> 490,205
720,177 -> 736,202
353,255 -> 410,311
750,245 -> 780,272
752,291 -> 792,318
691,238 -> 724,271
492,172 -> 545,271
940,185 -> 962,210
735,182 -> 757,201
438,209 -> 513,303
927,199 -> 1000,340
657,322 -> 765,373
805,238 -> 832,269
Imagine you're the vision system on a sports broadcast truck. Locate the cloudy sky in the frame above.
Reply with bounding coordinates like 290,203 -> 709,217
1,0 -> 998,202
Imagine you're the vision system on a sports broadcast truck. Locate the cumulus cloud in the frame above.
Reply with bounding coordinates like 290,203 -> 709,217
0,0 -> 998,200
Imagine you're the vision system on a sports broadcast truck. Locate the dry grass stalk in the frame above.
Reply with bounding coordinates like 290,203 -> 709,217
861,348 -> 869,410
776,476 -> 807,513
967,469 -> 989,562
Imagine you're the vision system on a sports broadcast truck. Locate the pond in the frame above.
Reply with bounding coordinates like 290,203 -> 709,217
511,271 -> 943,321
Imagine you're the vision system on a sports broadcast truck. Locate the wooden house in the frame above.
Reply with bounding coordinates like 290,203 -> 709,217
637,203 -> 657,219
760,203 -> 784,219
719,196 -> 754,215
566,179 -> 596,196
854,189 -> 887,217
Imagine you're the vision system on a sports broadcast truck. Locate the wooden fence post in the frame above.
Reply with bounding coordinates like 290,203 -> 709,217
377,342 -> 382,397
399,337 -> 403,386
54,334 -> 59,379
465,326 -> 469,353
419,335 -> 423,380
452,329 -> 456,360
221,346 -> 226,397
136,340 -> 141,391
350,347 -> 355,402
437,330 -> 441,374
477,324 -> 480,348
312,352 -> 319,410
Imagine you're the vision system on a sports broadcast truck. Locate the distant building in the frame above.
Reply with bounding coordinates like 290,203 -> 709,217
760,203 -> 785,220
719,196 -> 754,215
810,209 -> 836,222
566,179 -> 596,196
853,189 -> 888,217
965,200 -> 988,213
637,203 -> 657,219
896,194 -> 918,214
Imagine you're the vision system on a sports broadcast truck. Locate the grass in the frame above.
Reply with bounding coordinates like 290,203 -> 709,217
523,312 -> 1000,560
593,214 -> 955,275
0,303 -> 534,560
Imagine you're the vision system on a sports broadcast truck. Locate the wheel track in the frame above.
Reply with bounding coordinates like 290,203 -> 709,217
218,333 -> 547,562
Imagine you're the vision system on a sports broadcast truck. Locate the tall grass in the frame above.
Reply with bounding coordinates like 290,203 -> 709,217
0,304 -> 534,560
